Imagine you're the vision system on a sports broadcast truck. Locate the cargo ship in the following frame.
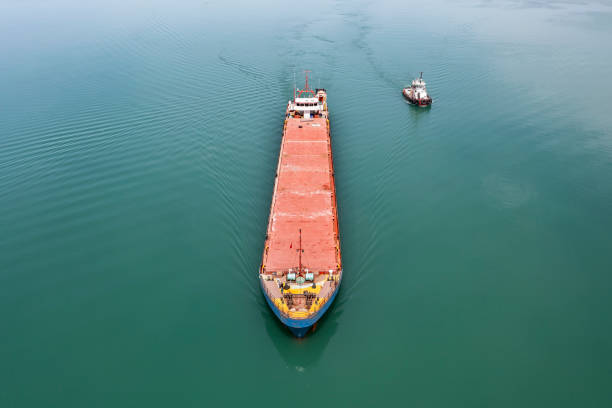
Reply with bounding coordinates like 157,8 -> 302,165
259,74 -> 342,338
403,72 -> 433,106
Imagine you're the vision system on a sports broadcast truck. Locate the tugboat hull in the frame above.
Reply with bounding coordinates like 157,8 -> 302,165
402,89 -> 432,107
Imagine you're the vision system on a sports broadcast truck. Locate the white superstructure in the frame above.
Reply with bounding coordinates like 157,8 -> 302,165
287,89 -> 328,119
402,72 -> 433,106
409,77 -> 429,100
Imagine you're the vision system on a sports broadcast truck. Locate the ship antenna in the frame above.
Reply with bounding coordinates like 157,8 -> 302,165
420,71 -> 423,79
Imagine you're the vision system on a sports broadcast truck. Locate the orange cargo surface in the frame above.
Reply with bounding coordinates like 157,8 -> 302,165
263,117 -> 339,272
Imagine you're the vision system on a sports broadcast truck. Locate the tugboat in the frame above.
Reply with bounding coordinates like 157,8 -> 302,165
403,72 -> 432,107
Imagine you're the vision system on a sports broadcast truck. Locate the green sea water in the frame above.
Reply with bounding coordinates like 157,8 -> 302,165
2,0 -> 612,406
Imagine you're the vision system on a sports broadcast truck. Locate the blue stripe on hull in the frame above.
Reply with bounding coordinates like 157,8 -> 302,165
260,279 -> 341,338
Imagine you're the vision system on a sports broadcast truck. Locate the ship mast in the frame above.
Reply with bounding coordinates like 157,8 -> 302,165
295,70 -> 315,97
304,70 -> 311,92
298,228 -> 302,273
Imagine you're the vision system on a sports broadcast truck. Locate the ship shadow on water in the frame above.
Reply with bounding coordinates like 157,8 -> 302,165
403,98 -> 433,126
259,293 -> 340,370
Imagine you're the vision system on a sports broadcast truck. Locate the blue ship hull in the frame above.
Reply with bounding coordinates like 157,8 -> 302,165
260,279 -> 341,338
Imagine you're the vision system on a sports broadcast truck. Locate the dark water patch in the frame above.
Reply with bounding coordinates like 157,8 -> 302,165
312,34 -> 335,44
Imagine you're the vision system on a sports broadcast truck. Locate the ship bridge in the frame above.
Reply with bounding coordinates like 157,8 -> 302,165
288,90 -> 328,119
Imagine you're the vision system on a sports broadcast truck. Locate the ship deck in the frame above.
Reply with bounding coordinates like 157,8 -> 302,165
262,117 -> 340,274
